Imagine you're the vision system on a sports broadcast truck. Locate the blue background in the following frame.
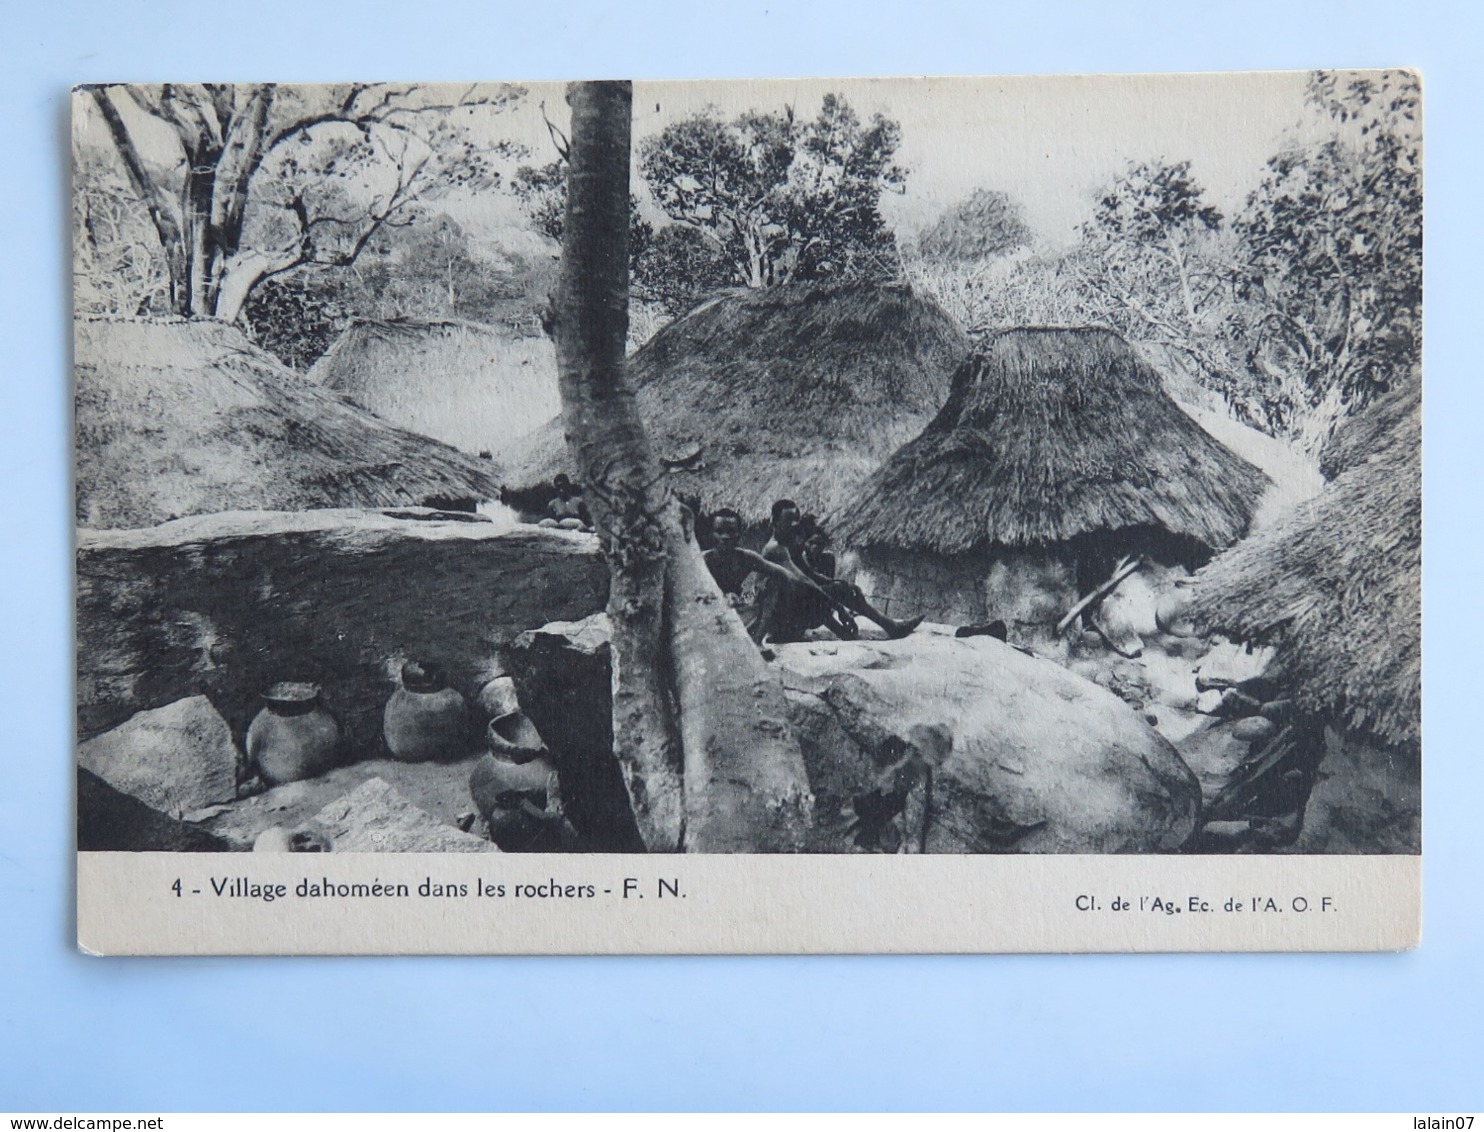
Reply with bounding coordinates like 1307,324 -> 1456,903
2,0 -> 1478,1111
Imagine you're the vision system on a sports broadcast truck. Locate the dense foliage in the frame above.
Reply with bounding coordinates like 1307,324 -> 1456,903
76,83 -> 522,322
513,93 -> 907,316
638,93 -> 906,290
906,70 -> 1421,445
242,215 -> 553,368
76,73 -> 1420,446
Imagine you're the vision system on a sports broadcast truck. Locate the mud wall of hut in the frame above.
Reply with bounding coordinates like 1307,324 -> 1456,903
854,547 -> 1079,632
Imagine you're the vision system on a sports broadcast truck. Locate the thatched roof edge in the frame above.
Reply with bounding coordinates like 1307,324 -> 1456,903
1186,402 -> 1421,750
75,318 -> 504,529
831,326 -> 1270,555
505,281 -> 971,524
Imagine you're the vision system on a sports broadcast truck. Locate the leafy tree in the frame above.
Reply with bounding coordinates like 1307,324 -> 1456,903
783,94 -> 907,280
1077,159 -> 1224,332
509,160 -> 571,243
79,82 -> 523,322
1236,70 -> 1421,432
510,158 -> 657,283
637,94 -> 907,290
632,224 -> 734,316
917,188 -> 1031,263
243,214 -> 553,368
356,214 -> 528,319
241,267 -> 350,370
1068,159 -> 1272,423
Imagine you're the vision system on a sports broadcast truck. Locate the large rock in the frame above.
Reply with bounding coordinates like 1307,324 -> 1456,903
200,756 -> 484,850
77,768 -> 233,852
777,629 -> 1202,853
1292,731 -> 1420,853
310,777 -> 498,852
514,617 -> 1201,853
77,695 -> 239,816
508,613 -> 644,851
76,509 -> 609,754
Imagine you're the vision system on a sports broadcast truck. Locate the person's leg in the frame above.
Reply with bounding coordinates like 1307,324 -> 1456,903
828,580 -> 922,639
763,580 -> 831,643
825,605 -> 860,640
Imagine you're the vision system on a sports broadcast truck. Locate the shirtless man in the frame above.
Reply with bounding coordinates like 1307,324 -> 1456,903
538,474 -> 590,531
765,500 -> 922,641
703,507 -> 854,644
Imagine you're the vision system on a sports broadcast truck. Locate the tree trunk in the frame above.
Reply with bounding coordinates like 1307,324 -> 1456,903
89,87 -> 190,315
665,512 -> 812,851
183,144 -> 222,316
1167,229 -> 1199,329
549,81 -> 685,850
551,81 -> 812,852
211,254 -> 274,325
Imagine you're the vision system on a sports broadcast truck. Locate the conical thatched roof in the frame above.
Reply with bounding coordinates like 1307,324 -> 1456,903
1186,389 -> 1421,751
507,282 -> 970,523
307,318 -> 560,457
75,318 -> 503,529
832,327 -> 1270,555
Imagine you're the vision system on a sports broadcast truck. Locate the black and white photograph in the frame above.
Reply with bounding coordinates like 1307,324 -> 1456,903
71,73 -> 1421,951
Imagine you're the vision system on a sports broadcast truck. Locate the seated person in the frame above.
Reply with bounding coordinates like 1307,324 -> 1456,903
703,507 -> 856,644
801,525 -> 836,580
766,500 -> 922,641
538,474 -> 591,531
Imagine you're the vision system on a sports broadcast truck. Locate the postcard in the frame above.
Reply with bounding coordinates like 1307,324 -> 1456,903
73,72 -> 1420,953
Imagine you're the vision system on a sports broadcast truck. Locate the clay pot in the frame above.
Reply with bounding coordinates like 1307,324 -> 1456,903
247,683 -> 341,786
486,710 -> 547,759
469,750 -> 557,851
1155,589 -> 1198,637
469,712 -> 577,851
475,675 -> 522,720
384,660 -> 469,763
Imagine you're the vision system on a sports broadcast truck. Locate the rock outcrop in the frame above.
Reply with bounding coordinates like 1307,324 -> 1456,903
777,629 -> 1202,853
77,768 -> 233,852
508,615 -> 644,851
200,757 -> 485,850
77,695 -> 239,816
513,619 -> 1202,853
77,509 -> 609,755
1292,731 -> 1420,854
309,777 -> 498,852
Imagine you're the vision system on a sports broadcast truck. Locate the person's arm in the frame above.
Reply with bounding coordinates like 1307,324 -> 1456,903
786,542 -> 837,586
744,548 -> 849,609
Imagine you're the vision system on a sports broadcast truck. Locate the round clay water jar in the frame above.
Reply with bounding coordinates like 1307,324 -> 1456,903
383,661 -> 469,763
469,712 -> 562,850
469,751 -> 560,851
247,682 -> 341,786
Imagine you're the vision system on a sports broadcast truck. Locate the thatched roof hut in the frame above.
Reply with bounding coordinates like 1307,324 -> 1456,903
307,318 -> 561,457
835,327 -> 1269,554
506,282 -> 970,523
75,318 -> 503,529
1186,385 -> 1420,751
830,328 -> 1270,628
